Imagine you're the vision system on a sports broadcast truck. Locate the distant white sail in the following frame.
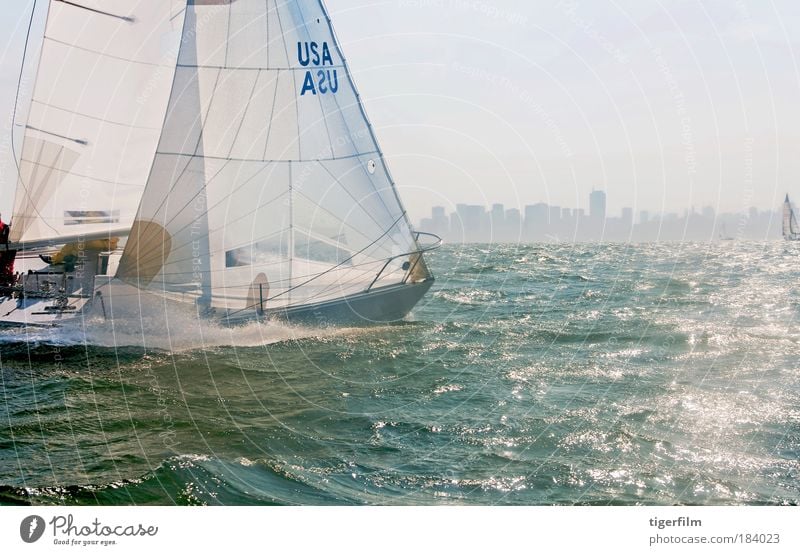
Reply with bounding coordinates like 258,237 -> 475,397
9,1 -> 186,243
783,194 -> 800,241
118,0 -> 424,315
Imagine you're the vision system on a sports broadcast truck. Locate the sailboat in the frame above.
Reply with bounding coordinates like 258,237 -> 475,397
0,0 -> 439,328
783,194 -> 800,241
718,223 -> 734,241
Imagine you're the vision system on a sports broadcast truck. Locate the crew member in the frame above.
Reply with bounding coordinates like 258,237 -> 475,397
0,213 -> 14,285
0,213 -> 9,249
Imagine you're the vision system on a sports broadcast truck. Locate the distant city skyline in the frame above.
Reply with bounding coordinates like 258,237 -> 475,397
4,2 -> 800,221
418,189 -> 782,243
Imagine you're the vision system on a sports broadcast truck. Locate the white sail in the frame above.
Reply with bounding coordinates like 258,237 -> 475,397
783,194 -> 800,240
118,0 -> 426,315
9,1 -> 186,244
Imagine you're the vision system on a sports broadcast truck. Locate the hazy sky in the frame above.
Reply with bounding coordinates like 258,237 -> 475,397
2,0 -> 800,222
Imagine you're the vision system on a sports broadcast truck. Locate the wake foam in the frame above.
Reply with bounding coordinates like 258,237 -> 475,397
0,306 -> 362,352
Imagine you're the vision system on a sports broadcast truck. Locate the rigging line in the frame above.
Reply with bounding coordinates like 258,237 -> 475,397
151,250 -> 324,280
227,267 -> 376,314
153,255 -> 382,284
54,0 -> 135,23
155,189 -> 394,274
228,251 -> 408,316
295,265 -> 389,306
225,212 -> 407,317
140,221 -> 388,274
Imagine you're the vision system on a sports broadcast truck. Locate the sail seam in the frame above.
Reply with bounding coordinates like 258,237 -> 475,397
226,70 -> 262,159
153,150 -> 379,163
265,0 -> 270,69
225,227 -> 288,253
164,226 -> 384,276
139,68 -> 223,235
17,144 -> 65,237
316,159 -> 397,240
43,37 -> 167,68
154,256 -> 384,285
176,63 -> 346,70
262,69 -> 282,160
17,159 -> 141,188
224,0 -> 232,67
273,1 -> 301,161
143,165 -> 283,264
140,160 -> 280,256
292,186 -> 382,246
30,99 -> 162,132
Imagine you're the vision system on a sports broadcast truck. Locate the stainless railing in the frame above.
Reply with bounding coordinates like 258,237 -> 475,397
365,230 -> 443,292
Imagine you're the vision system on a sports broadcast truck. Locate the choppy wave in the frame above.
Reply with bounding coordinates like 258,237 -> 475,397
1,242 -> 800,505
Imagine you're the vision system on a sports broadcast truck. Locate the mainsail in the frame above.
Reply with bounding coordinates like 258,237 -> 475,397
783,194 -> 800,241
118,0 -> 429,316
9,1 -> 186,244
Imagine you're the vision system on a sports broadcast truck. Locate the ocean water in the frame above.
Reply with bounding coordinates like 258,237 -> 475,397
1,242 -> 799,505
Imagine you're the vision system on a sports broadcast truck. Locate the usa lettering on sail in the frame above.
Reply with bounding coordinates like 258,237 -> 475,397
298,41 -> 338,96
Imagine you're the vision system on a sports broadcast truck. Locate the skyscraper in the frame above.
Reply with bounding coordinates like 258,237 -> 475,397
505,208 -> 521,238
491,203 -> 505,225
524,203 -> 549,239
621,207 -> 633,226
589,189 -> 606,222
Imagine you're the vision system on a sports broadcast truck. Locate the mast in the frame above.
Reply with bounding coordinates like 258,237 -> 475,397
784,194 -> 798,240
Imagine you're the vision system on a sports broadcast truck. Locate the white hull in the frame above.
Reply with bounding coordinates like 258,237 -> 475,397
1,269 -> 434,330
